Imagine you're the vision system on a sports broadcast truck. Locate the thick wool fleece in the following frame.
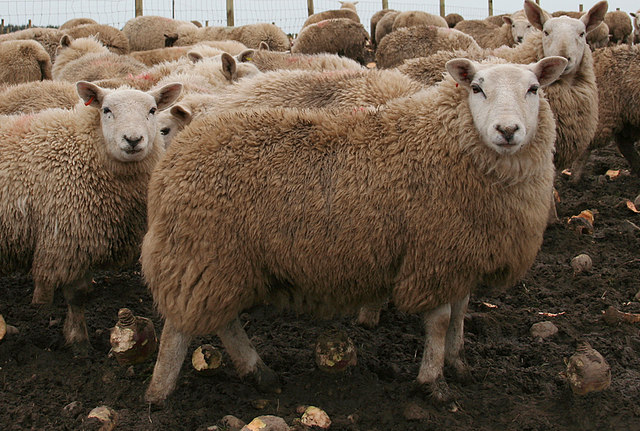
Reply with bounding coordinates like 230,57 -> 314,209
141,73 -> 557,336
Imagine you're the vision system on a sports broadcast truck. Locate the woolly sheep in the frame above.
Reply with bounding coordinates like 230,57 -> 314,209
301,8 -> 360,29
398,0 -> 606,171
63,23 -> 130,55
122,16 -> 198,51
375,25 -> 480,69
454,18 -> 534,49
445,13 -> 464,28
391,10 -> 448,31
374,10 -> 400,45
52,35 -> 146,83
339,1 -> 358,11
291,18 -> 370,64
59,17 -> 98,30
0,81 -> 182,351
0,27 -> 64,62
141,56 -> 566,404
128,40 -> 248,67
239,47 -> 365,72
552,10 -> 610,48
166,23 -> 290,52
570,44 -> 640,179
604,10 -> 632,44
484,13 -> 510,26
630,10 -> 640,43
0,80 -> 78,115
370,9 -> 397,46
0,40 -> 52,84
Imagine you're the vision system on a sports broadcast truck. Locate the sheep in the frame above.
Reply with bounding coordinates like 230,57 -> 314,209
122,16 -> 199,52
398,0 -> 606,172
569,44 -> 640,179
166,23 -> 290,52
445,13 -> 464,28
238,46 -> 365,72
630,10 -> 640,43
0,81 -> 182,353
454,18 -> 534,49
0,80 -> 79,115
63,23 -> 130,55
370,9 -> 397,46
128,40 -> 247,67
141,55 -> 567,405
375,25 -> 480,69
0,27 -> 64,62
484,13 -> 510,26
391,10 -> 448,31
302,8 -> 360,29
59,17 -> 98,30
374,10 -> 400,45
604,10 -> 632,45
291,18 -> 370,64
0,40 -> 52,84
339,1 -> 358,11
52,35 -> 146,83
551,10 -> 610,48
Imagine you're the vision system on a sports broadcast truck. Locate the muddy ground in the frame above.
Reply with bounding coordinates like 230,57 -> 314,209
1,145 -> 639,431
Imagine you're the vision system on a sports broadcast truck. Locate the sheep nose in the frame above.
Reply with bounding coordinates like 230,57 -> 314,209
125,136 -> 142,148
517,36 -> 523,43
496,124 -> 519,143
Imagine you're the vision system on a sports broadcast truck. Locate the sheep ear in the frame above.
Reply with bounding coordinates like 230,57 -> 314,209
164,32 -> 178,47
630,12 -> 636,18
445,58 -> 477,88
529,56 -> 568,87
258,41 -> 270,51
582,1 -> 608,34
503,16 -> 513,26
236,49 -> 255,63
76,81 -> 105,108
151,83 -> 183,111
221,52 -> 237,81
170,104 -> 193,127
523,0 -> 549,31
59,34 -> 73,47
187,51 -> 204,63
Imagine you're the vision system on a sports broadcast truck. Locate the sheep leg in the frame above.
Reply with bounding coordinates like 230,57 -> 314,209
568,148 -> 592,183
216,317 -> 281,393
145,318 -> 191,405
417,302 -> 453,403
356,301 -> 385,328
615,131 -> 640,176
444,294 -> 471,383
61,273 -> 93,357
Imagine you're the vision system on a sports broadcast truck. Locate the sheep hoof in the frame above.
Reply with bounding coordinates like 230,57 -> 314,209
144,388 -> 168,407
426,377 -> 454,404
70,340 -> 91,359
247,363 -> 281,394
445,361 -> 472,384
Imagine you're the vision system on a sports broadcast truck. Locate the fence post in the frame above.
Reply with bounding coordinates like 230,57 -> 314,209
0,19 -> 3,34
226,0 -> 234,26
440,0 -> 445,17
135,0 -> 142,16
488,0 -> 493,16
382,0 -> 388,9
307,0 -> 314,16
579,4 -> 583,12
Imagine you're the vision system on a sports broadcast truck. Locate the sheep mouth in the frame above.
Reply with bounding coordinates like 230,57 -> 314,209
123,148 -> 143,155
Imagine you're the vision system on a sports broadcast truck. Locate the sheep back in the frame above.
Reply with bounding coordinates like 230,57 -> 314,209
242,50 -> 364,72
64,24 -> 131,55
0,27 -> 63,62
604,10 -> 632,45
292,18 -> 369,64
391,10 -> 448,31
123,16 -> 198,51
302,8 -> 360,29
454,20 -> 516,49
445,13 -> 464,28
0,81 -> 79,115
0,40 -> 52,84
370,9 -> 396,45
59,17 -> 98,30
142,76 -> 556,336
374,10 -> 399,45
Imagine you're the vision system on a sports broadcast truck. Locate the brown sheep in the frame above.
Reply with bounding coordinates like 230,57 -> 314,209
0,40 -> 52,84
374,10 -> 400,45
604,10 -> 633,44
122,16 -> 199,51
291,18 -> 370,64
370,9 -> 397,46
445,13 -> 464,28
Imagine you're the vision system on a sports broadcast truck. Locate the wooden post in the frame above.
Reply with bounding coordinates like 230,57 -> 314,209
579,4 -> 583,12
0,19 -> 4,34
488,0 -> 493,16
382,0 -> 388,9
307,0 -> 314,16
226,0 -> 234,26
28,19 -> 32,28
440,0 -> 445,17
135,0 -> 143,16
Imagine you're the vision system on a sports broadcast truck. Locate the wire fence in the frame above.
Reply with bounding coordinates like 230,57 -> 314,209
0,0 -> 511,35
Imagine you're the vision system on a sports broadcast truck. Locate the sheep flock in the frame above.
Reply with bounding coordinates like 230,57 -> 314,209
1,0 -> 639,422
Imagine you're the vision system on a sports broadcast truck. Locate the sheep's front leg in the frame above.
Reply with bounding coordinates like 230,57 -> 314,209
217,317 -> 280,393
145,318 -> 191,405
61,273 -> 93,357
444,294 -> 471,383
417,302 -> 452,403
356,302 -> 385,328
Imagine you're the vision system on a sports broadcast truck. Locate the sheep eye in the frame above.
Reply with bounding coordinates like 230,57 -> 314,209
471,84 -> 483,94
102,107 -> 111,114
149,107 -> 157,115
543,30 -> 550,36
160,127 -> 170,136
528,85 -> 539,95
579,32 -> 585,37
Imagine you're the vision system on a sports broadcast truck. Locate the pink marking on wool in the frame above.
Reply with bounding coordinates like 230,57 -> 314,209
316,20 -> 329,28
286,57 -> 301,63
132,72 -> 155,81
11,114 -> 34,133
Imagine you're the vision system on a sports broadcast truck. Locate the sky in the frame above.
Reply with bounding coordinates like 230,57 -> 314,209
0,0 -> 637,35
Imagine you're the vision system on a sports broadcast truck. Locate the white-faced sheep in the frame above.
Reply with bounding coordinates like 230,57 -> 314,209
374,10 -> 400,45
291,18 -> 370,64
630,10 -> 640,43
166,23 -> 290,52
63,23 -> 130,55
570,44 -> 640,179
454,17 -> 535,49
391,10 -> 448,31
445,13 -> 465,28
0,40 -> 52,84
141,55 -> 567,404
122,16 -> 199,51
239,46 -> 365,72
375,25 -> 480,69
0,80 -> 79,115
0,81 -> 182,353
59,17 -> 98,30
552,10 -> 610,48
604,10 -> 632,45
52,35 -> 146,83
370,9 -> 397,46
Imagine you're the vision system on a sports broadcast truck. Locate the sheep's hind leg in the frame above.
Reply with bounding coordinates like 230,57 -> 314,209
444,294 -> 471,383
217,317 -> 280,393
145,318 -> 191,405
61,273 -> 93,357
615,131 -> 640,176
417,302 -> 453,403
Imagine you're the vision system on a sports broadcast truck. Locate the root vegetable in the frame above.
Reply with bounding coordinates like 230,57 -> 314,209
571,254 -> 593,275
565,342 -> 611,395
314,328 -> 357,372
602,306 -> 640,325
300,406 -> 331,429
87,405 -> 118,431
109,308 -> 157,365
191,344 -> 223,374
240,415 -> 289,431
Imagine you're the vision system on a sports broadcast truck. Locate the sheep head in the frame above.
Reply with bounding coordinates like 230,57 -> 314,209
76,81 -> 182,162
446,56 -> 567,154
